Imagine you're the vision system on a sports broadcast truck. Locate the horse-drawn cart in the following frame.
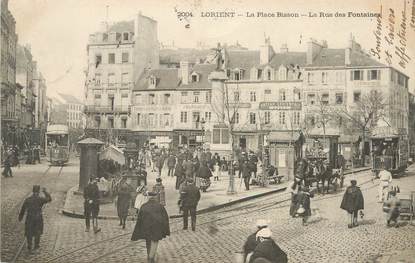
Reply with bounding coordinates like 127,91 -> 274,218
301,135 -> 343,193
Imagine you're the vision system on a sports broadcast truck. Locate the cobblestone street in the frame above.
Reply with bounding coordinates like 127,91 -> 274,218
2,162 -> 415,262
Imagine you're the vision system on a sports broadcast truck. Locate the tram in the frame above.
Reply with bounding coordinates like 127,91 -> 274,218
371,127 -> 408,178
45,124 -> 70,165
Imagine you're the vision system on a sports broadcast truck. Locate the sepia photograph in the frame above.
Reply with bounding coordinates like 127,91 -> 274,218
1,0 -> 415,262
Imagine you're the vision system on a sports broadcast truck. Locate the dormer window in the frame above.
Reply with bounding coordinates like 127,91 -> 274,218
257,69 -> 262,80
279,66 -> 287,81
123,32 -> 129,41
149,76 -> 156,88
267,69 -> 272,80
191,72 -> 199,82
234,69 -> 244,81
234,70 -> 240,81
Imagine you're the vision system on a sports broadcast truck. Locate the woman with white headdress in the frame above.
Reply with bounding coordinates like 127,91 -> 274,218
249,228 -> 287,263
134,184 -> 148,213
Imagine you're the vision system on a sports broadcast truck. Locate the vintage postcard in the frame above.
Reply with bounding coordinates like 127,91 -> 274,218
1,0 -> 415,262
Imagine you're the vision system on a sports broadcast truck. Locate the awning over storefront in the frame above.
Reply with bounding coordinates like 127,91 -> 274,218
99,145 -> 125,165
267,131 -> 302,142
370,126 -> 400,139
338,134 -> 360,144
308,127 -> 340,137
133,130 -> 173,137
173,129 -> 203,137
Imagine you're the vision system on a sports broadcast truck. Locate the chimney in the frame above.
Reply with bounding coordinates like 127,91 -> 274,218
180,61 -> 189,85
99,21 -> 108,32
307,38 -> 324,65
280,43 -> 288,53
260,42 -> 275,65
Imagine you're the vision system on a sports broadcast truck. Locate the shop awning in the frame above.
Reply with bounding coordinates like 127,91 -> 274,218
338,134 -> 360,144
267,131 -> 301,142
370,127 -> 400,139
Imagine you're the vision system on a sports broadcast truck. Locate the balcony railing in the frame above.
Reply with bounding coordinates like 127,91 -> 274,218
84,105 -> 131,114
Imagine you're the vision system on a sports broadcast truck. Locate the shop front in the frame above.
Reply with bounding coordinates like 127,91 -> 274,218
173,129 -> 205,150
133,130 -> 173,149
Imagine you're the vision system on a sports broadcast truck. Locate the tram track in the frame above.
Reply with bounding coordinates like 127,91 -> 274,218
88,180 -> 380,263
11,165 -> 65,263
45,171 -> 377,262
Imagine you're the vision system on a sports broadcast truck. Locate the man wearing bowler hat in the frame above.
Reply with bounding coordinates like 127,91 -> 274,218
18,185 -> 52,252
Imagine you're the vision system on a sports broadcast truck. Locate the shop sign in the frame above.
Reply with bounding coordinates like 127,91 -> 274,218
259,101 -> 302,110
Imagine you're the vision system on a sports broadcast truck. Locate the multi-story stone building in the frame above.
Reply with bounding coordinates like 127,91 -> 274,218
207,36 -> 409,159
16,44 -> 36,130
31,65 -> 48,148
49,93 -> 85,128
130,63 -> 215,147
84,13 -> 158,134
301,36 -> 409,164
1,0 -> 18,146
210,41 -> 304,153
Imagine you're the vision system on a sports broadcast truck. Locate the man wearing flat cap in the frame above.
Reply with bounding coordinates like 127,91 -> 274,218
249,228 -> 288,263
243,219 -> 269,263
131,191 -> 170,263
18,185 -> 52,252
340,179 -> 364,228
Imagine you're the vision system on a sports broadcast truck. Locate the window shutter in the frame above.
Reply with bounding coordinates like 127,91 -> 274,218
350,71 -> 353,81
360,70 -> 364,80
367,70 -> 370,80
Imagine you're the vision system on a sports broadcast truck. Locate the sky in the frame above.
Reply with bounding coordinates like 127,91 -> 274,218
8,0 -> 415,100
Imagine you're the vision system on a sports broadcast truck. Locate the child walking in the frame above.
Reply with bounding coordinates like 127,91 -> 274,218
213,161 -> 220,181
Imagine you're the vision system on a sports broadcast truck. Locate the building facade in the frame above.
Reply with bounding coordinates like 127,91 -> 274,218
84,13 -> 158,132
49,93 -> 85,129
16,44 -> 36,130
1,0 -> 18,146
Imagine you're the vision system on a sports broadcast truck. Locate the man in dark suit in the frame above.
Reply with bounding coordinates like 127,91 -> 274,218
180,178 -> 201,231
18,185 -> 52,252
84,177 -> 101,233
131,192 -> 170,263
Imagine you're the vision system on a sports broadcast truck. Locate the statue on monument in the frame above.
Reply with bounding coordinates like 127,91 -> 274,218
211,42 -> 224,71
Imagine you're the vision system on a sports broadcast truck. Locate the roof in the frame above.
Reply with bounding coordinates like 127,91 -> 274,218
268,131 -> 302,142
58,93 -> 83,104
159,48 -> 213,64
350,50 -> 385,67
226,50 -> 260,70
108,20 -> 134,33
266,52 -> 306,68
309,48 -> 386,67
180,64 -> 216,90
134,68 -> 180,91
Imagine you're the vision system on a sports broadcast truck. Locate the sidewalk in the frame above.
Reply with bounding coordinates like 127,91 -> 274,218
62,165 -> 371,220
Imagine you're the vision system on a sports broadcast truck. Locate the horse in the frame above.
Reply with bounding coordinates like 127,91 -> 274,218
315,161 -> 345,194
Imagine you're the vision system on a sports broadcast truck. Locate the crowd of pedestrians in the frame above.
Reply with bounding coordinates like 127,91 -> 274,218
14,140 -> 409,262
